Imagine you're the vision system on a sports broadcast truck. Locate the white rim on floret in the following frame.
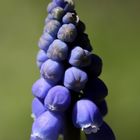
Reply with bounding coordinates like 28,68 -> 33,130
47,104 -> 58,111
31,113 -> 36,120
81,123 -> 100,134
31,133 -> 44,140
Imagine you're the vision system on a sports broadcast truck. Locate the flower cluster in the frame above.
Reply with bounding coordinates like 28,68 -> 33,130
30,0 -> 115,140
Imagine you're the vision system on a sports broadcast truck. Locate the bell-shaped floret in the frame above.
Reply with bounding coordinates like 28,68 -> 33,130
64,67 -> 88,92
31,111 -> 63,140
72,99 -> 103,134
44,85 -> 71,112
40,59 -> 64,84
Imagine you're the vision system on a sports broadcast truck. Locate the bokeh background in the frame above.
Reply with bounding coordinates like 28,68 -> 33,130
0,0 -> 140,139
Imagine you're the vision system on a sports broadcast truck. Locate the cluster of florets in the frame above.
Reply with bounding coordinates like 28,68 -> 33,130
30,0 -> 115,140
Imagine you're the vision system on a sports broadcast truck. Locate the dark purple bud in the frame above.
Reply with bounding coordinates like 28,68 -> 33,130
38,32 -> 54,51
96,100 -> 108,117
44,20 -> 61,37
77,20 -> 86,33
40,59 -> 64,84
86,121 -> 115,140
86,54 -> 103,77
31,98 -> 46,120
69,46 -> 91,67
72,99 -> 103,134
64,67 -> 88,92
47,2 -> 57,13
32,78 -> 54,99
50,7 -> 65,21
31,111 -> 63,140
44,86 -> 71,112
83,78 -> 108,102
47,39 -> 68,61
74,33 -> 92,51
62,12 -> 77,24
36,50 -> 48,69
57,23 -> 77,42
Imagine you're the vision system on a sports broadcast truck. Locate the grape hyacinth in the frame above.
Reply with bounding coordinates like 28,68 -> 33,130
30,0 -> 115,140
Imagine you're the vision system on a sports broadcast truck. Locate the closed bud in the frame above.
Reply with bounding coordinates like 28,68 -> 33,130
64,67 -> 88,92
47,2 -> 57,13
47,39 -> 68,61
73,99 -> 103,134
40,59 -> 64,84
86,122 -> 115,140
44,86 -> 71,112
32,78 -> 54,99
50,7 -> 65,21
83,78 -> 108,102
69,46 -> 91,67
53,0 -> 67,7
57,23 -> 77,42
96,100 -> 108,117
38,32 -> 54,52
86,54 -> 103,77
62,12 -> 77,24
31,98 -> 46,120
44,20 -> 61,37
36,50 -> 48,69
64,0 -> 75,12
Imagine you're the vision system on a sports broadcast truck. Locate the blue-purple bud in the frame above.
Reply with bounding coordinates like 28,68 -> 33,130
57,23 -> 77,42
72,99 -> 103,134
44,85 -> 71,112
38,32 -> 54,52
47,2 -> 57,13
31,98 -> 46,120
83,78 -> 108,102
40,59 -> 64,84
64,67 -> 88,92
31,111 -> 62,140
36,50 -> 48,69
86,122 -> 115,140
47,39 -> 68,61
64,0 -> 75,12
69,46 -> 91,67
32,78 -> 54,99
62,12 -> 77,24
53,0 -> 66,7
44,20 -> 61,37
50,7 -> 65,21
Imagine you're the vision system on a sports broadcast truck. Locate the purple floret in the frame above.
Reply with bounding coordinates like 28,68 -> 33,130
47,39 -> 68,61
64,67 -> 88,92
44,85 -> 71,112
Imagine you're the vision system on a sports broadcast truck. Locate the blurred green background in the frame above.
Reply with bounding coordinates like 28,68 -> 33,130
0,0 -> 140,139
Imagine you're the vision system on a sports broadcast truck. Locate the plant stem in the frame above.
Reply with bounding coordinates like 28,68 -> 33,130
64,118 -> 80,140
